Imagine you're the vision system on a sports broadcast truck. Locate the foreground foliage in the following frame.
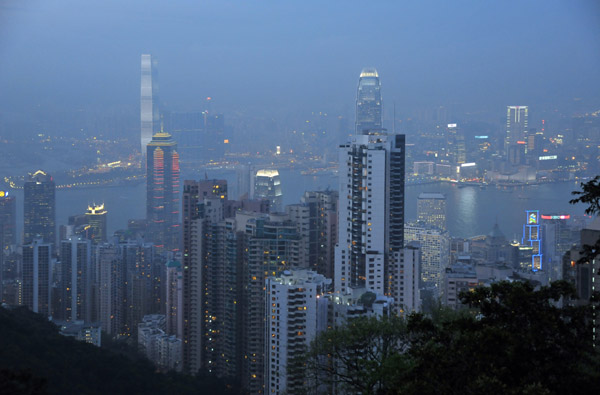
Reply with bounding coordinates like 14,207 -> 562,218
0,306 -> 238,395
304,281 -> 599,395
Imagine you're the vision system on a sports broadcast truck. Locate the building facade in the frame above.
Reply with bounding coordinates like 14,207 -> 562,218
146,132 -> 180,252
335,132 -> 405,296
24,170 -> 56,246
355,68 -> 382,134
417,193 -> 446,231
265,270 -> 330,394
22,237 -> 52,317
141,54 -> 160,160
85,203 -> 108,243
253,169 -> 282,212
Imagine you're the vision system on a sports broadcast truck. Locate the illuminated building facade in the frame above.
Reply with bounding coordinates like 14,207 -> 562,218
24,170 -> 56,246
265,270 -> 330,394
446,123 -> 466,165
335,132 -> 405,296
541,214 -> 573,281
253,169 -> 282,212
521,210 -> 542,271
356,68 -> 382,134
146,132 -> 180,252
417,193 -> 446,231
505,106 -> 528,155
181,180 -> 228,374
141,54 -> 160,160
85,203 -> 107,243
242,216 -> 301,394
404,223 -> 450,293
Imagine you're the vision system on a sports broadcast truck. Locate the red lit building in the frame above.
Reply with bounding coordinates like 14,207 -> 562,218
146,132 -> 180,252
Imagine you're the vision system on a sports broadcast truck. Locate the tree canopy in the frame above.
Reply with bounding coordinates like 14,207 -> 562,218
303,281 -> 599,395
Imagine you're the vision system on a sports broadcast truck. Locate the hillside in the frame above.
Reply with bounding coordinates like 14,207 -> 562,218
0,306 -> 237,394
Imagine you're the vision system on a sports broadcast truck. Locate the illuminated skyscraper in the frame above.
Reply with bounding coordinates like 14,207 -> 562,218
505,106 -> 528,154
24,170 -> 56,246
417,193 -> 446,231
335,68 -> 407,303
522,210 -> 542,271
146,132 -> 180,252
253,169 -> 282,212
355,68 -> 382,134
85,203 -> 107,243
141,54 -> 160,160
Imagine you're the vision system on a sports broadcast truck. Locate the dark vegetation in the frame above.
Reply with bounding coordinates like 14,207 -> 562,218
0,306 -> 239,394
303,281 -> 600,394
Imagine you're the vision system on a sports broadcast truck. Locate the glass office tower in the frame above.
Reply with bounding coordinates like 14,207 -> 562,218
356,68 -> 382,134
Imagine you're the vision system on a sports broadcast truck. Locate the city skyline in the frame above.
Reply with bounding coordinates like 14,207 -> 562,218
0,2 -> 598,393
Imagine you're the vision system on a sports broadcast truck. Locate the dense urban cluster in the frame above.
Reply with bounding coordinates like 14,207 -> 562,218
0,59 -> 598,395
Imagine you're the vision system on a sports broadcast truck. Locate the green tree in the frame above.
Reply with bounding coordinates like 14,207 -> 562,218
303,281 -> 599,395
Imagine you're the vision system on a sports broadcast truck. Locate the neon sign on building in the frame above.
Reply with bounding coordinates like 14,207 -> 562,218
522,210 -> 542,271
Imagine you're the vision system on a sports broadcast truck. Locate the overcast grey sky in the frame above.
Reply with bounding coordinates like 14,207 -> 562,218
0,0 -> 599,119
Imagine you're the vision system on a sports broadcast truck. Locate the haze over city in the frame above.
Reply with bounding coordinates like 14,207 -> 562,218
0,1 -> 599,394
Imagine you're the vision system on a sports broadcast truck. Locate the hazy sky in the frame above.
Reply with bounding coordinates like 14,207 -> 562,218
0,0 -> 599,118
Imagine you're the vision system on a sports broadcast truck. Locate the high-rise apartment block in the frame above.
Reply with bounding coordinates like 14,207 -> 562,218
265,269 -> 330,394
243,215 -> 301,393
181,180 -> 228,374
24,170 -> 56,246
60,238 -> 92,322
417,193 -> 447,231
335,132 -> 405,296
96,244 -> 123,336
286,191 -> 338,278
166,260 -> 183,338
146,132 -> 180,252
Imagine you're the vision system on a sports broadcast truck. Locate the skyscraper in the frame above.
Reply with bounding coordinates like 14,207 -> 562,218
505,106 -> 528,154
60,238 -> 92,322
417,193 -> 447,231
146,132 -> 180,252
24,170 -> 56,246
404,223 -> 450,293
22,237 -> 52,317
253,169 -> 282,212
85,203 -> 107,243
181,180 -> 220,374
242,215 -> 301,393
335,68 -> 405,300
141,54 -> 160,160
335,132 -> 405,296
0,191 -> 16,250
521,210 -> 542,271
96,244 -> 123,336
355,68 -> 382,134
265,269 -> 330,394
